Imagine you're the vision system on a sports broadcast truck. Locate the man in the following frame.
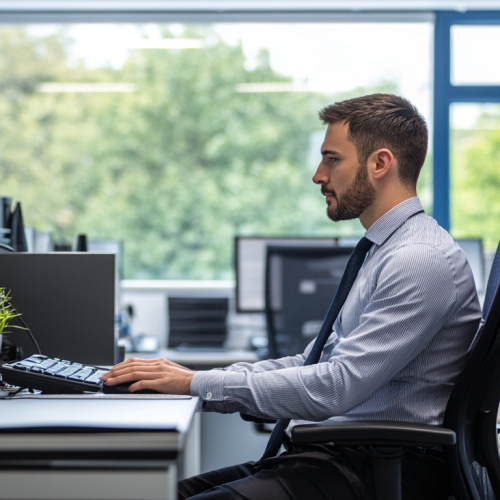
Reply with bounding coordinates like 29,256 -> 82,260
102,94 -> 481,500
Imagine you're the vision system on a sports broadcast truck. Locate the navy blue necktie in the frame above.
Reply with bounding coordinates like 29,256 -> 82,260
261,236 -> 374,460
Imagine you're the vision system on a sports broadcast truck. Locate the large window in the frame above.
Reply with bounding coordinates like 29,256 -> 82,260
451,103 -> 500,250
0,22 -> 432,278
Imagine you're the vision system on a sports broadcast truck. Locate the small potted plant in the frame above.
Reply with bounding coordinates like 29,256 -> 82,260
0,288 -> 25,353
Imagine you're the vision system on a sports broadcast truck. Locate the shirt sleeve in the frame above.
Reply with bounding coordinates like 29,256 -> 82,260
191,244 -> 458,420
190,348 -> 309,415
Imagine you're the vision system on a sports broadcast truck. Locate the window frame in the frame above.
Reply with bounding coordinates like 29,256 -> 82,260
434,11 -> 500,231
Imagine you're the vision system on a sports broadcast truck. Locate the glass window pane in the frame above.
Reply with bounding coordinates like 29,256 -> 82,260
451,25 -> 500,85
451,103 -> 500,252
0,22 -> 432,279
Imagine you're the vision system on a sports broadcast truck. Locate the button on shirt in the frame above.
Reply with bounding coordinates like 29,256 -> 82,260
190,198 -> 481,429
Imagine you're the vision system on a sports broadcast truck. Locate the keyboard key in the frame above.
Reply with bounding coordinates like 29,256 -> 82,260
85,370 -> 108,384
45,363 -> 70,375
28,359 -> 58,373
84,378 -> 102,385
54,366 -> 81,378
13,361 -> 37,370
39,360 -> 57,369
24,356 -> 43,364
68,369 -> 93,381
11,364 -> 27,371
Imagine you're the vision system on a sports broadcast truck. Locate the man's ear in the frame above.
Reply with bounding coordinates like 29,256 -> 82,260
369,149 -> 394,181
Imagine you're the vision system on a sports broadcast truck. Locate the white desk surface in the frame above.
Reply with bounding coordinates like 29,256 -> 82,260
0,398 -> 199,433
0,398 -> 199,452
126,348 -> 259,366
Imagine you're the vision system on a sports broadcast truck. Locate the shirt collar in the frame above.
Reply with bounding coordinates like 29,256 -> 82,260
365,197 -> 424,247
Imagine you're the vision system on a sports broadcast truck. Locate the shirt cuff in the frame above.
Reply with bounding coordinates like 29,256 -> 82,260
190,370 -> 226,402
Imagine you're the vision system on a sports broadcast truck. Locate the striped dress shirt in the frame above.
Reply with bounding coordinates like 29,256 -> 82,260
190,197 -> 481,429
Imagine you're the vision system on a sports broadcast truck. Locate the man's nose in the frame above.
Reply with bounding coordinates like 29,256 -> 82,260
313,163 -> 328,185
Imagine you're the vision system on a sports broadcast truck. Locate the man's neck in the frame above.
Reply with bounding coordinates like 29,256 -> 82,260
360,189 -> 417,230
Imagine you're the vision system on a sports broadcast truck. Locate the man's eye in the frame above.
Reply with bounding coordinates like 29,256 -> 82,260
329,157 -> 338,164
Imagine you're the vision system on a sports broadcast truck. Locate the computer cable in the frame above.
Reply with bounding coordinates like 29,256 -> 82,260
16,313 -> 42,356
0,242 -> 15,252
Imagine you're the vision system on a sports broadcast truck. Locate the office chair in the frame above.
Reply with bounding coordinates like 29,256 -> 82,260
291,240 -> 500,500
264,246 -> 353,358
242,240 -> 500,500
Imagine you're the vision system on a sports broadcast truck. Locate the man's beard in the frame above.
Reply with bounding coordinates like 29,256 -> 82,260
322,163 -> 376,222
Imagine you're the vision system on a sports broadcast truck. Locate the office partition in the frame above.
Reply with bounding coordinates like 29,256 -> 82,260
0,253 -> 116,365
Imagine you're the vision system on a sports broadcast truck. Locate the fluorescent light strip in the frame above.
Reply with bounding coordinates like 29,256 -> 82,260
235,83 -> 336,93
38,83 -> 137,93
127,39 -> 204,49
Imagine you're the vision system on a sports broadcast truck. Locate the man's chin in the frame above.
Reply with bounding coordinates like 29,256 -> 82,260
327,207 -> 359,222
326,208 -> 341,222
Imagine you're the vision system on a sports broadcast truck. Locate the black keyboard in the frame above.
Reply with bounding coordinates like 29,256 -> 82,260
0,355 -> 108,394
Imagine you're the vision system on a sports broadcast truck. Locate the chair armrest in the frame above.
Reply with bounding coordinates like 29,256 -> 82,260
291,421 -> 456,447
240,413 -> 277,425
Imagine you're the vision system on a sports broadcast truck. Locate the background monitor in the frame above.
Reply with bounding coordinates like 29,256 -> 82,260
235,237 -> 358,313
24,228 -> 53,253
456,238 -> 484,293
0,253 -> 116,365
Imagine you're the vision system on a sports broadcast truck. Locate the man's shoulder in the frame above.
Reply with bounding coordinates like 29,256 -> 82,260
376,212 -> 458,259
371,213 -> 473,291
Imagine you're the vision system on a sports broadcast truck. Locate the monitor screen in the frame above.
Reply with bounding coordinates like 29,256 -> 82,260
235,237 -> 345,313
456,238 -> 484,293
0,253 -> 116,365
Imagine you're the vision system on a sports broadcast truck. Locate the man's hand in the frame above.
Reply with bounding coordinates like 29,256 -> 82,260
100,358 -> 195,395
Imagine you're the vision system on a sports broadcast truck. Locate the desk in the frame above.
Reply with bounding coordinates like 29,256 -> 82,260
0,397 -> 199,500
124,349 -> 270,473
126,348 -> 259,370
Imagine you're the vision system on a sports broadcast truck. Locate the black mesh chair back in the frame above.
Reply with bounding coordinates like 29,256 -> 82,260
264,246 -> 353,358
444,241 -> 500,500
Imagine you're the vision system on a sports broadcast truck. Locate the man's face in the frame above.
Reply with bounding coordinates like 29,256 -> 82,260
313,121 -> 376,222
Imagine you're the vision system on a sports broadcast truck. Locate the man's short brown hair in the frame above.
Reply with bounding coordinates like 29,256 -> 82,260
318,94 -> 428,187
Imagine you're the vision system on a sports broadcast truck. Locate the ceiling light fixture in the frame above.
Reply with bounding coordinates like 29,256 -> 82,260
37,83 -> 137,93
127,39 -> 204,49
235,83 -> 335,93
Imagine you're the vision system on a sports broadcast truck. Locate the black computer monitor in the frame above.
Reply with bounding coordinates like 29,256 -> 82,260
0,253 -> 116,365
235,237 -> 343,313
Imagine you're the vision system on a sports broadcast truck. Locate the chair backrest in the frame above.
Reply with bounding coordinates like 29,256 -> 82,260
444,241 -> 500,500
483,247 -> 500,321
264,245 -> 353,358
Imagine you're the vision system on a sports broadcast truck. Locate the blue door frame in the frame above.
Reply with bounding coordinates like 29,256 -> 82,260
434,11 -> 500,231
